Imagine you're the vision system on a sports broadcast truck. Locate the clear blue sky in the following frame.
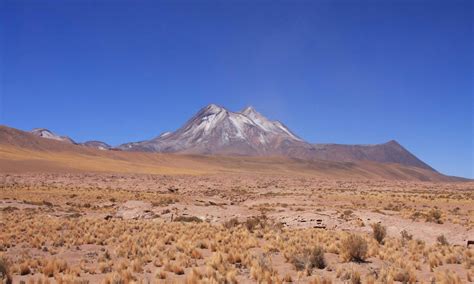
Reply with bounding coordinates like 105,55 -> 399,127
1,0 -> 472,178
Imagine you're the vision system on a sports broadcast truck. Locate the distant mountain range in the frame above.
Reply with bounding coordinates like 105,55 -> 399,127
117,104 -> 435,171
29,128 -> 111,150
19,104 -> 433,172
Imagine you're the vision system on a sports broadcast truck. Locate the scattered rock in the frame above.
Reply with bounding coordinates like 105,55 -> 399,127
115,200 -> 157,220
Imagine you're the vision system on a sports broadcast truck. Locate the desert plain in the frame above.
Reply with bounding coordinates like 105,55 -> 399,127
0,127 -> 473,283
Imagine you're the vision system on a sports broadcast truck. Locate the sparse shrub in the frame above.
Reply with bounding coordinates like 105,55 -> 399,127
190,249 -> 202,259
410,211 -> 422,221
371,223 -> 387,244
309,246 -> 326,269
42,258 -> 68,277
435,270 -> 462,284
426,209 -> 443,224
156,270 -> 166,279
341,234 -> 368,262
392,267 -> 416,283
437,234 -> 449,246
223,217 -> 240,229
173,265 -> 184,275
0,256 -> 12,284
131,259 -> 143,273
350,270 -> 361,284
98,261 -> 111,273
309,276 -> 332,284
429,253 -> 443,270
102,270 -> 134,284
400,230 -> 413,242
56,274 -> 89,284
283,274 -> 292,282
42,200 -> 53,207
290,254 -> 307,271
164,261 -> 184,275
290,246 -> 326,271
341,210 -> 353,220
245,215 -> 267,232
43,260 -> 55,277
338,268 -> 361,284
186,268 -> 202,283
1,207 -> 18,213
174,216 -> 202,223
19,261 -> 30,275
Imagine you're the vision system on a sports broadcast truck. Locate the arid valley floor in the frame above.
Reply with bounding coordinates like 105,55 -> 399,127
0,126 -> 473,283
1,172 -> 473,283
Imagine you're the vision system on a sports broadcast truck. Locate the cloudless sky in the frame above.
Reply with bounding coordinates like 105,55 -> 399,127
1,0 -> 472,178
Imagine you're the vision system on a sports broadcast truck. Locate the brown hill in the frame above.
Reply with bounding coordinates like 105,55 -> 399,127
0,125 -> 464,182
310,140 -> 434,171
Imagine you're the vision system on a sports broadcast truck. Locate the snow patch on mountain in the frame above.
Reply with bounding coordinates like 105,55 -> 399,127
118,104 -> 304,154
159,132 -> 172,138
30,128 -> 75,144
240,106 -> 302,141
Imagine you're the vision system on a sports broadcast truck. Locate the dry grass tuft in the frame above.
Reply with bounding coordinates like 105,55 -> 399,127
437,234 -> 449,246
156,270 -> 167,280
341,234 -> 368,262
371,223 -> 386,244
290,245 -> 326,272
19,261 -> 31,275
435,269 -> 462,284
426,209 -> 443,224
0,255 -> 12,284
174,215 -> 203,223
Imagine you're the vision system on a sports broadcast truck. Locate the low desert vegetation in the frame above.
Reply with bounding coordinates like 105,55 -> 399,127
437,234 -> 449,246
0,255 -> 12,284
289,245 -> 326,272
0,173 -> 472,283
371,222 -> 387,244
341,234 -> 368,262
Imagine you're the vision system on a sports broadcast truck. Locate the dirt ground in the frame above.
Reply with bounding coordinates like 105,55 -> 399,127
1,173 -> 473,283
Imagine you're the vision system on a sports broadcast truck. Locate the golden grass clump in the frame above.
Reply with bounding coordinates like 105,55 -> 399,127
289,245 -> 326,272
19,261 -> 31,275
340,234 -> 368,262
101,269 -> 135,284
370,222 -> 387,244
155,270 -> 167,280
426,209 -> 443,224
337,267 -> 361,284
42,258 -> 68,277
435,269 -> 462,284
0,255 -> 12,284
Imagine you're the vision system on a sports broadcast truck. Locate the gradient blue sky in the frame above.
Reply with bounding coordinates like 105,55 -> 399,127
1,0 -> 472,178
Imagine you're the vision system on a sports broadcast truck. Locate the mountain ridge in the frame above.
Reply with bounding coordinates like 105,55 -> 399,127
29,128 -> 111,150
118,104 -> 306,155
4,104 -> 438,173
118,104 -> 435,171
0,125 -> 467,181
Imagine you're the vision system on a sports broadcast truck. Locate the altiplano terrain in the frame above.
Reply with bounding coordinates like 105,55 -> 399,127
1,172 -> 473,283
0,117 -> 472,283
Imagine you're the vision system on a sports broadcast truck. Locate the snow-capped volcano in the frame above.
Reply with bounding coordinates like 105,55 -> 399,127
240,106 -> 302,141
118,104 -> 435,171
119,104 -> 306,155
30,128 -> 76,144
